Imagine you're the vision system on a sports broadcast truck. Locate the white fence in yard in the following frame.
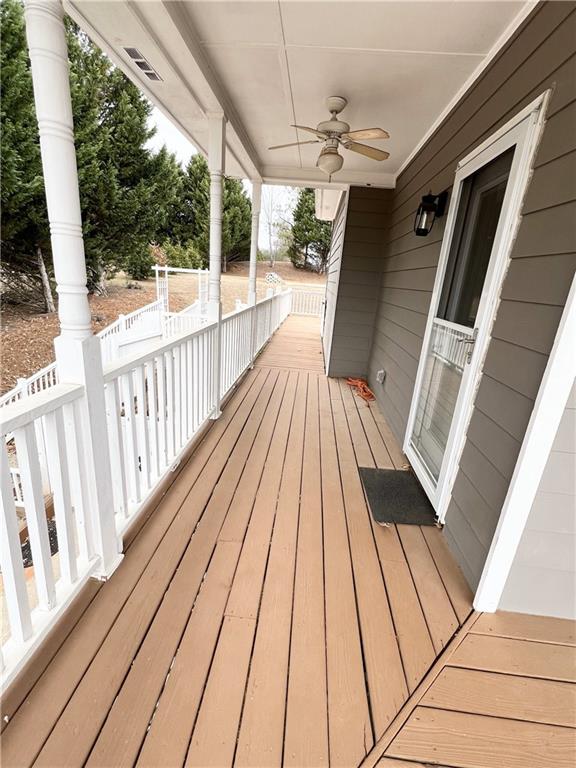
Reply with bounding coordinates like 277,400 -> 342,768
290,288 -> 324,317
0,289 -> 292,685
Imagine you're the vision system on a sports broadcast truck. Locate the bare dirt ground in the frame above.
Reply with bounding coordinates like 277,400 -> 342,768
0,261 -> 325,394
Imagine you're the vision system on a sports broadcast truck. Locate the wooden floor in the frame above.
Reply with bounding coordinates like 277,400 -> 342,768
366,611 -> 576,768
255,314 -> 325,372
1,316 -> 573,768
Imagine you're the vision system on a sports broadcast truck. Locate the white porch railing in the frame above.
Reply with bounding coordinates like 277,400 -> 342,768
98,299 -> 164,361
162,311 -> 208,338
0,289 -> 291,687
290,288 -> 325,317
1,383 -> 102,681
0,298 -> 167,411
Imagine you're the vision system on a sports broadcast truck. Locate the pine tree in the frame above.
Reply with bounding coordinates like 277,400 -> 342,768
0,0 -> 51,309
173,155 -> 252,270
289,188 -> 332,272
1,2 -> 184,298
222,177 -> 251,269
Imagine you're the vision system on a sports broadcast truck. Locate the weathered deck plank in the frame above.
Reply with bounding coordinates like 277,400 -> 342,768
283,375 -> 329,767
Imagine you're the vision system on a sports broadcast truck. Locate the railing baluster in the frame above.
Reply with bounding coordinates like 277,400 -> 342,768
156,354 -> 167,472
0,443 -> 33,643
179,341 -> 188,443
193,336 -> 199,432
105,380 -> 129,518
122,372 -> 141,503
135,365 -> 151,491
186,340 -> 193,439
173,346 -> 182,452
14,423 -> 56,610
62,401 -> 92,560
44,408 -> 77,585
165,350 -> 176,460
146,360 -> 160,480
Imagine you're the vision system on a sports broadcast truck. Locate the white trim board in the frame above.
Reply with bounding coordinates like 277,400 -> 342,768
322,191 -> 350,374
475,274 -> 576,613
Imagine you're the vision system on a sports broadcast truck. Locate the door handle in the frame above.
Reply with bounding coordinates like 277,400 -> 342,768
455,329 -> 478,363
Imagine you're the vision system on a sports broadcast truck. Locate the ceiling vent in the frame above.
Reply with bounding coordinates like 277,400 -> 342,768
123,47 -> 162,82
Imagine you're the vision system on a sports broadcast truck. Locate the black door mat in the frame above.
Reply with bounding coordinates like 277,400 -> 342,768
359,467 -> 436,526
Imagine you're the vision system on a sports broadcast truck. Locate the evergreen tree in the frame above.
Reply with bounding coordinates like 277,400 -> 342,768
173,155 -> 210,260
222,177 -> 251,268
173,155 -> 252,269
1,0 -> 183,299
0,0 -> 51,308
289,188 -> 332,272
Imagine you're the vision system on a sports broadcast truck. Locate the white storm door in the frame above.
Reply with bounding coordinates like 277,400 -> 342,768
404,95 -> 548,522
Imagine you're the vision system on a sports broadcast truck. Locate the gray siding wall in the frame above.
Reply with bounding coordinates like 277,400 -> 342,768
363,1 -> 576,589
327,187 -> 392,378
499,383 -> 576,619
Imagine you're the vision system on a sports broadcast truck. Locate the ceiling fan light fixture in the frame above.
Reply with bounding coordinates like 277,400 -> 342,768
317,146 -> 344,177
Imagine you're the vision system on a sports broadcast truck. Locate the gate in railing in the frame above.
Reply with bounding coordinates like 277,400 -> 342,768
290,288 -> 325,316
0,289 -> 292,686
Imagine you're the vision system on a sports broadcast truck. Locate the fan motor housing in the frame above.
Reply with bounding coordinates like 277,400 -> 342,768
317,118 -> 350,135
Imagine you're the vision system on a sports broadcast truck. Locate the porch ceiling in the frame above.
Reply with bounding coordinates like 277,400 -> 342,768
65,0 -> 532,186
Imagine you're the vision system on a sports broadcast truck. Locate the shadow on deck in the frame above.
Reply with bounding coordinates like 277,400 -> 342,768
1,317 -> 573,768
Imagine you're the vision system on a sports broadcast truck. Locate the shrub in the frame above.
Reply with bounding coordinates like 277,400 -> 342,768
124,248 -> 154,280
162,239 -> 204,269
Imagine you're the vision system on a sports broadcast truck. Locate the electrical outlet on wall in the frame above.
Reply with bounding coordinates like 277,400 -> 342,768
376,369 -> 385,384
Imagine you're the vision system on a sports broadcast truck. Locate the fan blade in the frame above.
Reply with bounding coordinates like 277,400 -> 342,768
291,124 -> 327,139
268,140 -> 321,150
343,141 -> 390,161
342,128 -> 390,140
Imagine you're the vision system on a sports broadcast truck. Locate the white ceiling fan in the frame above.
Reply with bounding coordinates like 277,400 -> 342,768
269,96 -> 390,179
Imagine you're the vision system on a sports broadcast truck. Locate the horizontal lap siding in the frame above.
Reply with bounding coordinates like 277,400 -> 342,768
327,187 -> 393,377
365,1 -> 576,588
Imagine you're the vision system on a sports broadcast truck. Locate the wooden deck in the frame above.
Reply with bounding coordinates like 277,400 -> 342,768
1,316 -> 574,767
366,612 -> 576,768
255,314 -> 325,372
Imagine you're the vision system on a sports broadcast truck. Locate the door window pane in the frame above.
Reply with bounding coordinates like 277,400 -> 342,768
411,323 -> 469,482
439,148 -> 514,327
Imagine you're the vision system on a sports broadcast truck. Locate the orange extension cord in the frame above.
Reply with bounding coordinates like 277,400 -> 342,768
346,377 -> 375,402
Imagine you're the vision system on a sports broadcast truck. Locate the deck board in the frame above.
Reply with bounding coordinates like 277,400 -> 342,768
387,707 -> 575,768
283,374 -> 329,767
235,373 -> 307,767
2,317 -> 480,767
319,377 -> 372,765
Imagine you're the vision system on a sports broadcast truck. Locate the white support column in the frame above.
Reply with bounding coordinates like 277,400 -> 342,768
25,0 -> 121,578
248,181 -> 262,307
207,114 -> 226,417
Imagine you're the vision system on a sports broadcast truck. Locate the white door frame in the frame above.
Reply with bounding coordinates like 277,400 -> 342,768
404,91 -> 550,523
322,190 -> 349,372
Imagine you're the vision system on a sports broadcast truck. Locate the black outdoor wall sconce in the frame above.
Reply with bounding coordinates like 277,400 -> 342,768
413,190 -> 448,236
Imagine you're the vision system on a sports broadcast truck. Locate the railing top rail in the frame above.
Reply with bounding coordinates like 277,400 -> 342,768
152,265 -> 209,275
103,319 -> 218,382
222,304 -> 253,321
0,383 -> 83,435
98,298 -> 163,331
290,285 -> 325,291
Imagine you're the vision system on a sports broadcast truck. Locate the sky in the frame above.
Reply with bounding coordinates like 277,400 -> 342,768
146,107 -> 297,252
